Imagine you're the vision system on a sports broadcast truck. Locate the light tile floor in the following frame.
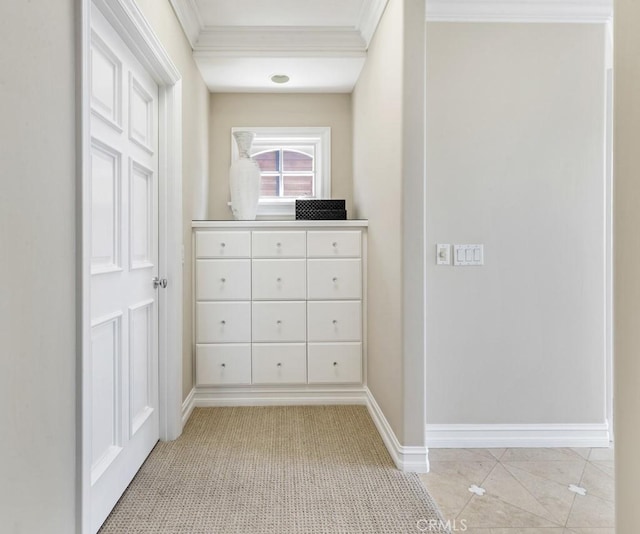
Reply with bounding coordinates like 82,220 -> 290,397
419,447 -> 614,534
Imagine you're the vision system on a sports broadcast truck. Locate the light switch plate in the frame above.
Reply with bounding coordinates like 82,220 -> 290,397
436,244 -> 451,265
453,244 -> 483,266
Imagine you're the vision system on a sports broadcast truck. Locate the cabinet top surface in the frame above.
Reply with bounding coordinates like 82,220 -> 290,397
192,220 -> 368,229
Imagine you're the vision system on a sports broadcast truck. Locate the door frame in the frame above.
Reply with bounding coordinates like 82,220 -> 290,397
77,0 -> 183,531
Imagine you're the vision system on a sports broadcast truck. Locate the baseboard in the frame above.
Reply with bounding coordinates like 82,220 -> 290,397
191,386 -> 369,407
365,389 -> 429,473
181,387 -> 195,427
425,423 -> 611,448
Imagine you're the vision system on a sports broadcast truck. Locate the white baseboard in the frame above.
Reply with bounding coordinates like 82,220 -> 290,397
191,386 -> 369,407
181,387 -> 195,427
365,390 -> 429,473
425,423 -> 611,448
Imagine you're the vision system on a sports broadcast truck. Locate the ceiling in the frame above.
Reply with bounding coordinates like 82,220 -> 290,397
168,0 -> 613,93
169,0 -> 388,92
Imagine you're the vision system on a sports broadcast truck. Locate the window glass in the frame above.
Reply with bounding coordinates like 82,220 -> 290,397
253,148 -> 315,198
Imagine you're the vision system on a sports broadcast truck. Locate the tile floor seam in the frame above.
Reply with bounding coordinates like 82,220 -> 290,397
452,459 -> 499,523
459,491 -> 566,530
588,461 -> 614,479
499,460 -> 587,489
457,461 -> 566,529
495,456 -> 572,528
478,458 -> 499,486
501,459 -> 586,528
564,452 -> 591,528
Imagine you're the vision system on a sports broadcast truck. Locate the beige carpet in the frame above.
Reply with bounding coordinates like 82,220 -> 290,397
99,405 -> 449,533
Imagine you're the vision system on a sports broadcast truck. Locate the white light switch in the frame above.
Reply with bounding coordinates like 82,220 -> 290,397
453,244 -> 483,266
436,244 -> 451,265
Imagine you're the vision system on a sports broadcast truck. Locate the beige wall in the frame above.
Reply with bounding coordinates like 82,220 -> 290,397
0,1 -> 77,531
353,0 -> 426,446
209,93 -> 353,219
134,0 -> 210,400
425,23 -> 607,425
614,0 -> 640,530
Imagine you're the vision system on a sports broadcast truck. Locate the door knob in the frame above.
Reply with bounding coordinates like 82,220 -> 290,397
152,277 -> 168,289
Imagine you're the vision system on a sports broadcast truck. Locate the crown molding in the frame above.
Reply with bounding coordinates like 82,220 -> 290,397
196,27 -> 366,54
426,0 -> 613,23
169,0 -> 203,48
169,0 -> 389,53
357,0 -> 389,47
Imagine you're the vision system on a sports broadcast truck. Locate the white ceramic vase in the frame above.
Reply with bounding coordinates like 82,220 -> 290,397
229,131 -> 261,220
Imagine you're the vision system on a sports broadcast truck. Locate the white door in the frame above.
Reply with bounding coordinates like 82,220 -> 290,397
89,6 -> 160,532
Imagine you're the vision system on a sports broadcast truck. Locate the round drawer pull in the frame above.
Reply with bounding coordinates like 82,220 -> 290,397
221,277 -> 226,283
276,320 -> 282,325
333,362 -> 338,366
221,242 -> 226,248
332,277 -> 338,282
276,277 -> 282,282
220,320 -> 226,325
276,242 -> 282,247
277,362 -> 282,367
332,242 -> 338,247
332,319 -> 338,325
221,363 -> 226,368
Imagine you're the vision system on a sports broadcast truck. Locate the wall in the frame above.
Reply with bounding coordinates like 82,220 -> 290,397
614,0 -> 640,530
425,23 -> 607,426
133,0 -> 210,400
208,93 -> 352,220
352,0 -> 426,446
0,1 -> 77,532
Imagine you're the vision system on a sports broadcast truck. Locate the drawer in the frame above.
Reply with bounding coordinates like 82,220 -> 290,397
196,259 -> 251,300
252,231 -> 306,258
252,259 -> 306,300
252,301 -> 306,342
196,231 -> 251,258
307,259 -> 361,300
308,343 -> 362,384
196,344 -> 251,386
307,301 -> 361,342
307,231 -> 361,258
252,343 -> 307,384
196,302 -> 251,343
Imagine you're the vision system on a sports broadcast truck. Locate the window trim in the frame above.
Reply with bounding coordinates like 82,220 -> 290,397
230,126 -> 331,219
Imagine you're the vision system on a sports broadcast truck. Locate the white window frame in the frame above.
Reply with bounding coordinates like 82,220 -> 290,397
231,126 -> 331,219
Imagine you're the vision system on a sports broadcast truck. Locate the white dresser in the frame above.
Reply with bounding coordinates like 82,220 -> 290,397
192,220 -> 367,399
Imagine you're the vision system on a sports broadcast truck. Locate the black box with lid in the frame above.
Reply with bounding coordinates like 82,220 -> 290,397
295,199 -> 347,220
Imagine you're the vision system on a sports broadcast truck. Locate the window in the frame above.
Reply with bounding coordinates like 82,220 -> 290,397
231,127 -> 331,218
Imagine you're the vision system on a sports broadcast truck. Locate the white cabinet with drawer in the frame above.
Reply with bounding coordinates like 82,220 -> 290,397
252,301 -> 306,342
307,231 -> 361,258
252,343 -> 307,384
307,259 -> 362,300
307,301 -> 361,342
196,231 -> 251,258
196,344 -> 252,386
196,302 -> 251,343
252,231 -> 306,258
196,259 -> 251,300
192,222 -> 367,392
252,259 -> 306,300
307,343 -> 362,384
